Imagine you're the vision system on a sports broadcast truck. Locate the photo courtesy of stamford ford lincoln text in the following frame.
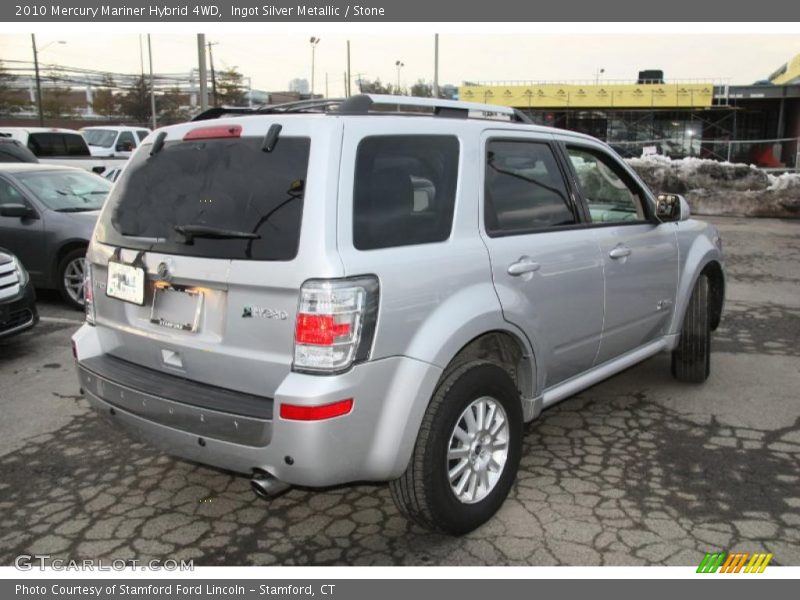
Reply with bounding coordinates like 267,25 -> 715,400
0,1 -> 799,595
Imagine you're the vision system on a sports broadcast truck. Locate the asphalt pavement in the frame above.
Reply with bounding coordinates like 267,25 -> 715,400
0,216 -> 798,566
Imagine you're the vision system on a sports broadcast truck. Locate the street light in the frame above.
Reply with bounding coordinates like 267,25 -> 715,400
594,67 -> 605,85
395,60 -> 404,94
31,35 -> 66,126
309,36 -> 320,97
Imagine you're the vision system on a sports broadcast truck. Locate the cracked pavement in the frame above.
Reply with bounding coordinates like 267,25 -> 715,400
0,217 -> 798,566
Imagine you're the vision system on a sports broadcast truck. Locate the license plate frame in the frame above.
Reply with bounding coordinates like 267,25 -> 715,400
149,285 -> 204,333
106,260 -> 146,306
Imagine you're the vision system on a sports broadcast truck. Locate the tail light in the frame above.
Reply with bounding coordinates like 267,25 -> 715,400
84,263 -> 95,325
293,276 -> 379,374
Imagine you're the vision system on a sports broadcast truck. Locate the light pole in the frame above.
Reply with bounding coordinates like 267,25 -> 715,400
309,36 -> 320,97
395,60 -> 404,94
594,67 -> 605,85
31,35 -> 65,126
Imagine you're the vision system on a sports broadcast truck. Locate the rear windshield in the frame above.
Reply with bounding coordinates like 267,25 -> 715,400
27,133 -> 90,157
96,136 -> 309,261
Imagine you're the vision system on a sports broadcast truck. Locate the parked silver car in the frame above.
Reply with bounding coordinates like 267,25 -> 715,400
73,95 -> 725,534
0,164 -> 111,309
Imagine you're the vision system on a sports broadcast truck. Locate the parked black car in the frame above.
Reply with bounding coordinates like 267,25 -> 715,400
0,248 -> 38,339
0,138 -> 39,164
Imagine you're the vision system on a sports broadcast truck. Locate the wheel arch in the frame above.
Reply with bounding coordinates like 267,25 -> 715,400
670,236 -> 725,335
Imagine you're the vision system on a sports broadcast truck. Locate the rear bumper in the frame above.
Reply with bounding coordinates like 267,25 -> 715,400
73,324 -> 442,487
0,281 -> 38,339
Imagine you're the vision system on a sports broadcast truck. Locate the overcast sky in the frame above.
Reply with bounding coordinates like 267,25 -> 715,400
0,33 -> 797,95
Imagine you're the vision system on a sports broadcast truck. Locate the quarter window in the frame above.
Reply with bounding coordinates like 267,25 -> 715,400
566,146 -> 647,224
353,135 -> 459,250
484,140 -> 575,235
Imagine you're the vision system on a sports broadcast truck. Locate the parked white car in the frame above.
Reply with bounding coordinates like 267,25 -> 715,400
81,126 -> 151,158
0,127 -> 126,175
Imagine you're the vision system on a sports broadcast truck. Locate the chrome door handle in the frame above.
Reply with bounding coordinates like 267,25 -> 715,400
507,257 -> 541,276
609,246 -> 632,259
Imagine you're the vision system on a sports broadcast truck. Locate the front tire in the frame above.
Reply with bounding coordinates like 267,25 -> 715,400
671,273 -> 711,383
390,361 -> 523,535
57,248 -> 87,310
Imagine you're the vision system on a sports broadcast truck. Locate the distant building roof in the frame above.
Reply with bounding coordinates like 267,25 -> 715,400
769,53 -> 800,85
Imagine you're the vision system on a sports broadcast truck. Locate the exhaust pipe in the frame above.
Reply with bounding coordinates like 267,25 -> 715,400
251,471 -> 291,500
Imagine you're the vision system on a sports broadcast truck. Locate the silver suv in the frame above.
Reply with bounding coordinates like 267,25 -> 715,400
73,95 -> 725,534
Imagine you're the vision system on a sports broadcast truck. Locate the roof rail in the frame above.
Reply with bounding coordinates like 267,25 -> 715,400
192,94 -> 532,124
342,94 -> 532,123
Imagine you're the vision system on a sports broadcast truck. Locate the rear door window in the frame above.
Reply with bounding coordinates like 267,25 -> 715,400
353,135 -> 459,250
97,136 -> 309,261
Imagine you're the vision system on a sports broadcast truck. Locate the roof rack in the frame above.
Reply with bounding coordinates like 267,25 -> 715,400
192,94 -> 532,124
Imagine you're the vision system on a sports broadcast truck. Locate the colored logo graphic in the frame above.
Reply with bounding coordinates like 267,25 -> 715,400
697,552 -> 773,573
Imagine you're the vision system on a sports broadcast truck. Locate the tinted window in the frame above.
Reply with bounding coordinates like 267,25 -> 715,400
28,133 -> 90,157
353,135 -> 458,250
485,140 -> 575,235
97,136 -> 309,261
567,146 -> 646,223
117,131 -> 135,150
64,134 -> 90,156
137,130 -> 149,141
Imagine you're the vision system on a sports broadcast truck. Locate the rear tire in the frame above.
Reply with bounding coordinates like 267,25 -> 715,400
56,248 -> 87,311
671,273 -> 711,383
389,361 -> 523,535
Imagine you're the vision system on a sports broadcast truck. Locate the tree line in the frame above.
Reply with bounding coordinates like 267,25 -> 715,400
0,60 -> 247,125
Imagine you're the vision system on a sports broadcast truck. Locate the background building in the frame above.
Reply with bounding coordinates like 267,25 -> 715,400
460,53 -> 800,170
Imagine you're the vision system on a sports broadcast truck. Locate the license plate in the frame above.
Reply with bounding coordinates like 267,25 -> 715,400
106,261 -> 145,305
149,286 -> 204,332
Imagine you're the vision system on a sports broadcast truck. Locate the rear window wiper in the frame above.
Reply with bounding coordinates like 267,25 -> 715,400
173,224 -> 261,244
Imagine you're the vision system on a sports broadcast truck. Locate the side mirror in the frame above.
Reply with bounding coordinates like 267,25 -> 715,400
655,193 -> 690,222
0,203 -> 37,219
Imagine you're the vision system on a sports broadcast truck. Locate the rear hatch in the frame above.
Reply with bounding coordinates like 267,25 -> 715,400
88,117 -> 342,399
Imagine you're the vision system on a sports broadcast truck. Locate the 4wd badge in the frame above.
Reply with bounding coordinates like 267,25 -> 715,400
242,306 -> 287,320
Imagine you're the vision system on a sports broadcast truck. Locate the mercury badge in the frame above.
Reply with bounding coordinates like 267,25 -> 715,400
156,260 -> 173,282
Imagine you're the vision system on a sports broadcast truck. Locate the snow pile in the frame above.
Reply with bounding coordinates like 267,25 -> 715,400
767,171 -> 800,192
625,155 -> 799,218
627,155 -> 770,194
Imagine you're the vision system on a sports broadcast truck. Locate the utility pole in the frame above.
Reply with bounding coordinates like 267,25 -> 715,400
147,34 -> 157,129
31,34 -> 44,127
138,35 -> 144,78
344,72 -> 348,98
197,33 -> 208,111
346,40 -> 351,97
309,37 -> 320,97
207,41 -> 218,107
433,34 -> 439,99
